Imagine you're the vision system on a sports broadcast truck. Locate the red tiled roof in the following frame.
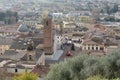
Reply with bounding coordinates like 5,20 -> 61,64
31,65 -> 50,75
82,39 -> 99,45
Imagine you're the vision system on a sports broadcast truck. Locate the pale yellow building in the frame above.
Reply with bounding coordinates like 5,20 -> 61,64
78,16 -> 93,23
0,38 -> 13,55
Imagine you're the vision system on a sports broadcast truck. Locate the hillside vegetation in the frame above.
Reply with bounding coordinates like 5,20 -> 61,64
46,49 -> 120,80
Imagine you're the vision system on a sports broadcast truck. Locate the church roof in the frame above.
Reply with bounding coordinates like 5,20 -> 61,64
47,13 -> 53,19
17,24 -> 29,32
0,50 -> 26,60
0,37 -> 13,45
10,38 -> 43,50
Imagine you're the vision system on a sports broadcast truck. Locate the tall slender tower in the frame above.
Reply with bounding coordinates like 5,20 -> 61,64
44,15 -> 53,55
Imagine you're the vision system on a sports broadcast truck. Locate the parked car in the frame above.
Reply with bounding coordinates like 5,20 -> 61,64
66,51 -> 72,56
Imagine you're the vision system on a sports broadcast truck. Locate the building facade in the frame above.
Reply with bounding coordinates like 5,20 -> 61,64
82,40 -> 105,51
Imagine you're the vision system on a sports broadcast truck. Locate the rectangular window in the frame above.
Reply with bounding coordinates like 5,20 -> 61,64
96,47 -> 98,50
100,47 -> 104,51
92,46 -> 94,50
15,68 -> 18,72
29,55 -> 32,60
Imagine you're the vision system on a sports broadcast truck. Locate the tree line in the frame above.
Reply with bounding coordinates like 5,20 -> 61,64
100,4 -> 119,14
0,11 -> 18,24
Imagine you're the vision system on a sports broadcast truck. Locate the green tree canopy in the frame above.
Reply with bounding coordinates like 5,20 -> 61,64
0,10 -> 18,24
14,72 -> 38,80
46,48 -> 120,80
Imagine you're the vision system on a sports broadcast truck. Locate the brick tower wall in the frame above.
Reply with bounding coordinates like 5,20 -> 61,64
44,18 -> 53,55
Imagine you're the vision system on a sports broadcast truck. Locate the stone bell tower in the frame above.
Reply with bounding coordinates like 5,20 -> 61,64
44,14 -> 53,55
26,41 -> 36,61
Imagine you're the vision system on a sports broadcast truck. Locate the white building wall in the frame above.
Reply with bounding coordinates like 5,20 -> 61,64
54,35 -> 64,51
36,53 -> 45,66
98,46 -> 100,50
94,45 -> 96,50
82,45 -> 101,51
86,45 -> 88,50
90,45 -> 92,50
7,68 -> 32,74
82,45 -> 85,50
23,21 -> 37,26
